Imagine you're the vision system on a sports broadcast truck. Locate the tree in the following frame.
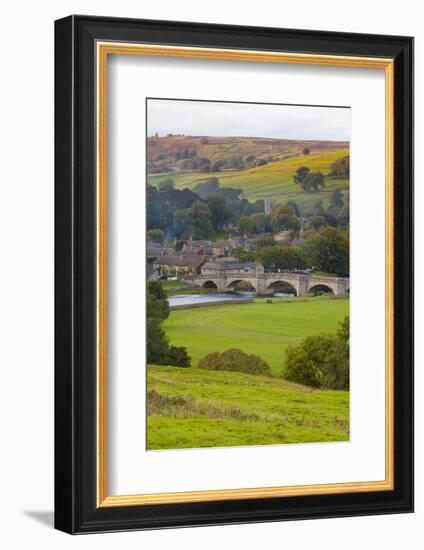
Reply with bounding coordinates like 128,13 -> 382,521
329,155 -> 349,178
338,203 -> 350,228
192,177 -> 220,199
311,199 -> 324,216
147,228 -> 165,244
309,215 -> 326,231
323,212 -> 340,228
147,282 -> 191,367
200,137 -> 209,145
304,171 -> 325,192
238,216 -> 256,234
256,245 -> 282,270
173,200 -> 214,239
234,248 -> 255,262
250,212 -> 271,233
147,318 -> 170,364
329,189 -> 344,210
279,245 -> 311,270
146,184 -> 198,235
294,166 -> 325,192
287,200 -> 300,217
306,227 -> 349,275
283,316 -> 349,389
147,281 -> 169,320
303,147 -> 310,155
158,178 -> 175,191
206,194 -> 232,232
293,166 -> 310,185
271,204 -> 300,233
256,235 -> 275,249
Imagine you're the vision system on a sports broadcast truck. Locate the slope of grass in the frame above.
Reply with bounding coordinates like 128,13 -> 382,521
163,296 -> 349,375
147,365 -> 349,449
148,148 -> 349,213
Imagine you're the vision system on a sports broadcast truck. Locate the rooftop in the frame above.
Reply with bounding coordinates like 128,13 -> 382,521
153,255 -> 207,268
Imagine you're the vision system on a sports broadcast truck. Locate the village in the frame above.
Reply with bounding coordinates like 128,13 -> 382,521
147,197 -> 310,288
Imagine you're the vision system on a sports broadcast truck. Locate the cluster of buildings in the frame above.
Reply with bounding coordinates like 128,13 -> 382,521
147,234 -> 266,278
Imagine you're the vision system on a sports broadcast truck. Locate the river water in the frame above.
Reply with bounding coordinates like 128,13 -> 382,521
168,291 -> 294,308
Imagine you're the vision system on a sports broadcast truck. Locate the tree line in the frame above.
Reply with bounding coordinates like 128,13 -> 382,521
147,177 -> 265,240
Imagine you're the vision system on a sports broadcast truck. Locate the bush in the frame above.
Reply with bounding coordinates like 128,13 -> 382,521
283,317 -> 349,390
197,348 -> 271,376
166,346 -> 191,368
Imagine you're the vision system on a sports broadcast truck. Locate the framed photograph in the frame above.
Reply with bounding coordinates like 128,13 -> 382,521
54,15 -> 413,534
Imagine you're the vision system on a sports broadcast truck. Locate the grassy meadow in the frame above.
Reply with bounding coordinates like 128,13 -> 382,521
163,296 -> 349,375
147,296 -> 349,450
147,365 -> 349,449
148,148 -> 349,213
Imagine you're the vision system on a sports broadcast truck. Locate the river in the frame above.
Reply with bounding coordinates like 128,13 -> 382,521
168,291 -> 294,308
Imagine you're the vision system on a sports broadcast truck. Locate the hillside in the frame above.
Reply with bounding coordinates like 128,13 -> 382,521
147,134 -> 349,168
148,146 -> 349,212
147,365 -> 349,449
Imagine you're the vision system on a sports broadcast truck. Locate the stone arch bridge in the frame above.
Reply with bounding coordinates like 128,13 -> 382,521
193,271 -> 349,296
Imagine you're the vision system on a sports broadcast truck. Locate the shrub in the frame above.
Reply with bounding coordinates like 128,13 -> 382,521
197,348 -> 271,376
166,346 -> 191,368
283,317 -> 349,390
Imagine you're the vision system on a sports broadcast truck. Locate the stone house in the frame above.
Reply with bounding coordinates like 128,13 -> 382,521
152,255 -> 207,277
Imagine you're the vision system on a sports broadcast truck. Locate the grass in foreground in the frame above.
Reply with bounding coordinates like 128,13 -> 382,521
147,365 -> 349,450
163,296 -> 349,375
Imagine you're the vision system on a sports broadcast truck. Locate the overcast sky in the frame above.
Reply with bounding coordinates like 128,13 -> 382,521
147,99 -> 350,141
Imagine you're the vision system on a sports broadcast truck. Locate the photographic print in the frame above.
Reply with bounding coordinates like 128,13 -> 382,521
146,98 -> 350,451
55,18 -> 413,532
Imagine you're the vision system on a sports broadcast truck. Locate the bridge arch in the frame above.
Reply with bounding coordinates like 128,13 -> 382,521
226,278 -> 257,292
266,280 -> 297,296
308,284 -> 334,296
202,280 -> 218,289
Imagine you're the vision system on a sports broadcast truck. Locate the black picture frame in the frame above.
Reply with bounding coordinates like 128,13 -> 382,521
55,14 -> 414,534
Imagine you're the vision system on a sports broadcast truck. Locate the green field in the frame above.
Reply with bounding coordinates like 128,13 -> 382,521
148,148 -> 349,213
147,366 -> 349,449
163,296 -> 349,375
148,297 -> 349,449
